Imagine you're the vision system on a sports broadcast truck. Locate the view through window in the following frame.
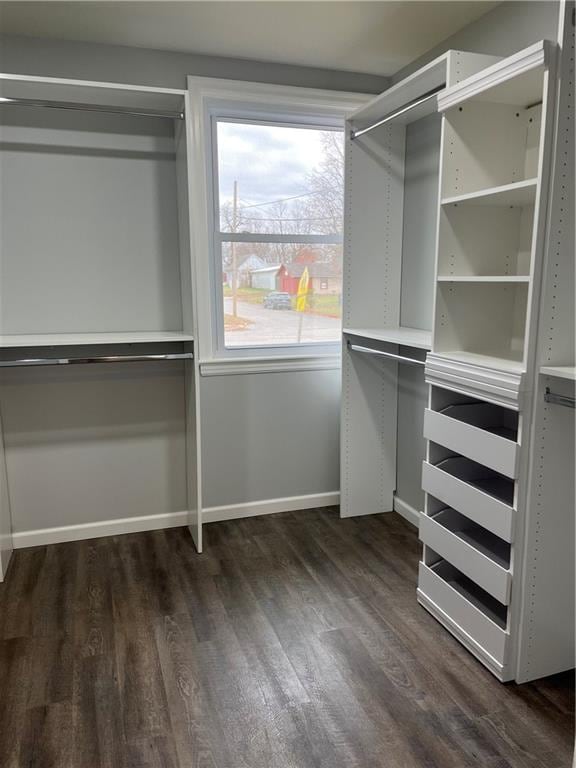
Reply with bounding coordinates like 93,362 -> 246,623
216,120 -> 344,348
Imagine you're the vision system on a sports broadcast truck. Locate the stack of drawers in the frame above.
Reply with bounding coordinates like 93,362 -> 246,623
418,387 -> 519,678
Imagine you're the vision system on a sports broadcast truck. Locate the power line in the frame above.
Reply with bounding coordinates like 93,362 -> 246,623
237,190 -> 323,210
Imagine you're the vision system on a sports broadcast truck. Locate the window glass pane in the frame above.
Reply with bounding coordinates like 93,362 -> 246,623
221,243 -> 343,347
217,121 -> 344,236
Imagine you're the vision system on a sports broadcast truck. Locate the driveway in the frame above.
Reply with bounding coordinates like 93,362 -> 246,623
224,298 -> 341,346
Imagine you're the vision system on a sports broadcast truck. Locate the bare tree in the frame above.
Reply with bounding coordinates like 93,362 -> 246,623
220,130 -> 344,274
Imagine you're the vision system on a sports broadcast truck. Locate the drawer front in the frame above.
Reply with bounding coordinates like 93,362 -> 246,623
419,513 -> 511,603
422,462 -> 514,542
418,562 -> 508,665
424,409 -> 519,479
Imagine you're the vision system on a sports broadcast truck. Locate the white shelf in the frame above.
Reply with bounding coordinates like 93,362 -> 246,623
442,178 -> 537,208
437,276 -> 530,283
0,73 -> 186,112
344,327 -> 432,350
433,350 -> 525,374
540,366 -> 576,381
438,40 -> 550,111
0,332 -> 194,348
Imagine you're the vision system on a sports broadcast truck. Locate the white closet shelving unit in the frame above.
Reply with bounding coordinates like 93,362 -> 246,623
419,15 -> 574,683
341,49 -> 499,521
342,4 -> 573,683
0,74 -> 203,579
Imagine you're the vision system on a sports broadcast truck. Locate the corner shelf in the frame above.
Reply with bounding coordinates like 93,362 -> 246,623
0,331 -> 194,348
344,327 -> 431,350
441,178 -> 538,208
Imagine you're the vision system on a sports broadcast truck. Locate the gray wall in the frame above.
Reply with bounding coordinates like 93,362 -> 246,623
1,362 -> 188,531
1,107 -> 182,334
200,370 -> 341,508
393,1 -> 560,83
0,33 -> 388,93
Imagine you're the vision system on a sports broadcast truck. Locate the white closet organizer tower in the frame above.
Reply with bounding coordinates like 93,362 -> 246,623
419,28 -> 574,682
0,74 -> 203,579
341,49 -> 498,522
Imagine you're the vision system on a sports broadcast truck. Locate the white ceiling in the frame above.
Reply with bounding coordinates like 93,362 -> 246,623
0,1 -> 499,76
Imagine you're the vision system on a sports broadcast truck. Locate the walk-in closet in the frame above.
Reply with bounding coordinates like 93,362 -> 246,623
0,2 -> 573,767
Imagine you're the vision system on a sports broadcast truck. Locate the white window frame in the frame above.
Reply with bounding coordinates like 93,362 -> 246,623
187,76 -> 368,376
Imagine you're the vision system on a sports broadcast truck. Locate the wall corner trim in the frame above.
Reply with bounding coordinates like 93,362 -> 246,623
393,495 -> 420,527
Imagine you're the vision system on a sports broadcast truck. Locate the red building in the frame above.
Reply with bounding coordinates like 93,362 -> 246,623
278,263 -> 341,296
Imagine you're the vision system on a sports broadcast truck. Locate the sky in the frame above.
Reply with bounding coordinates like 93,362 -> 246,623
216,121 -> 339,218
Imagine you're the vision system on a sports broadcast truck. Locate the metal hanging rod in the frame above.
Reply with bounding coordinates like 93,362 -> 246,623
544,387 -> 575,409
0,353 -> 193,369
0,97 -> 184,120
348,342 -> 425,367
350,85 -> 444,140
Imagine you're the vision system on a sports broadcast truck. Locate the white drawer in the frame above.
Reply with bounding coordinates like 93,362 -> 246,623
418,561 -> 508,666
424,408 -> 519,479
419,509 -> 512,603
422,460 -> 514,542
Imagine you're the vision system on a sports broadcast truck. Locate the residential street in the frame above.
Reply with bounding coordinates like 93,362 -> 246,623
224,297 -> 341,345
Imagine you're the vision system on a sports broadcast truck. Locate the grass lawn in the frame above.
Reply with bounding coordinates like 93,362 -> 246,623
304,294 -> 342,319
223,286 -> 267,305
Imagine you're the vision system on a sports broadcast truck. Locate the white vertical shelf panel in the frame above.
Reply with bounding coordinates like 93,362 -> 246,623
176,95 -> 203,552
516,2 -> 575,682
341,119 -> 405,518
518,376 -> 575,681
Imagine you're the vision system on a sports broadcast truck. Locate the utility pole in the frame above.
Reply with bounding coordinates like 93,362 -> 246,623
231,180 -> 238,318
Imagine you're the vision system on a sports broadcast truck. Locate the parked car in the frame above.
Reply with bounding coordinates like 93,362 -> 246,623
263,292 -> 293,310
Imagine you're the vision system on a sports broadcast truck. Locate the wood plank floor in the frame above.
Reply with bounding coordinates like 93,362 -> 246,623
0,508 -> 573,768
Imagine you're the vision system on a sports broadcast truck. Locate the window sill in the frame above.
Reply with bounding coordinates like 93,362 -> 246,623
199,354 -> 341,376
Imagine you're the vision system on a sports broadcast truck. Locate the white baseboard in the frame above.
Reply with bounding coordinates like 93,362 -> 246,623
12,492 -> 340,549
393,496 -> 420,528
12,510 -> 190,549
203,492 -> 340,524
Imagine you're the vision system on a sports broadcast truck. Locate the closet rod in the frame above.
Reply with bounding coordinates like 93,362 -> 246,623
0,97 -> 184,120
350,85 -> 444,140
0,353 -> 193,368
544,387 -> 575,409
348,342 -> 425,367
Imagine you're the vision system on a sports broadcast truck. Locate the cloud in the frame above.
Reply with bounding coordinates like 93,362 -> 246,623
217,121 -> 330,207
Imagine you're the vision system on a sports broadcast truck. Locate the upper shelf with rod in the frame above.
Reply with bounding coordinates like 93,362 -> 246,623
0,73 -> 187,119
349,49 -> 501,138
0,332 -> 195,349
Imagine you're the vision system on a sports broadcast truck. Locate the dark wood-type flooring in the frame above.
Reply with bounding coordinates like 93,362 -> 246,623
0,508 -> 573,768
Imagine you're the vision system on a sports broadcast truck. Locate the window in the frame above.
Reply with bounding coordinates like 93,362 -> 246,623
213,119 -> 344,351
